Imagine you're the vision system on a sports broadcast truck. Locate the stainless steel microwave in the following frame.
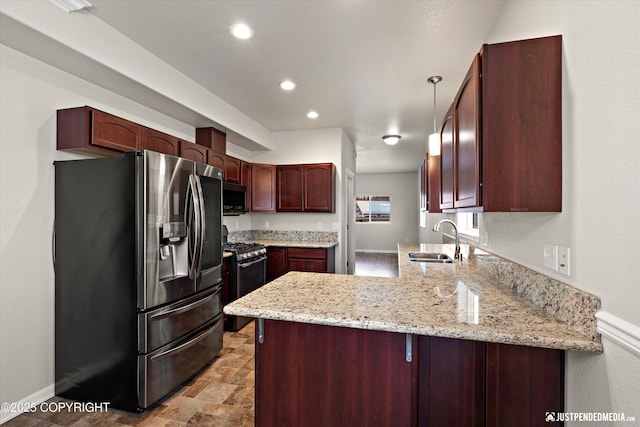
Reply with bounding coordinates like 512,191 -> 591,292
223,182 -> 246,215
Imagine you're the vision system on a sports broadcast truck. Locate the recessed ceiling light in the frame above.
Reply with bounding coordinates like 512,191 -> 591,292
229,23 -> 254,40
307,111 -> 319,119
279,80 -> 296,91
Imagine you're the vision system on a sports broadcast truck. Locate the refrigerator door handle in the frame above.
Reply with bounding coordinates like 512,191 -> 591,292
193,174 -> 206,277
186,175 -> 202,279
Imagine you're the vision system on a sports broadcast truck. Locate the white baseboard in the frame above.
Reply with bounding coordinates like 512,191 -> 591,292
0,384 -> 54,424
596,311 -> 640,357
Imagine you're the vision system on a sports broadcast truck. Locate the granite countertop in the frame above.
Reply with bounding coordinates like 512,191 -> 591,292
224,243 -> 602,352
252,240 -> 338,249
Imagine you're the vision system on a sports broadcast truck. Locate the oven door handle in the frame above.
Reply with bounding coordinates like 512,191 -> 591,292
238,256 -> 267,269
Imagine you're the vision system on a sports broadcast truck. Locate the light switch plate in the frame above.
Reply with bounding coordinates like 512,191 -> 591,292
544,244 -> 558,271
558,246 -> 570,275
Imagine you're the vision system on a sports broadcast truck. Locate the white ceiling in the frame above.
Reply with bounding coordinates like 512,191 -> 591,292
82,1 -> 504,173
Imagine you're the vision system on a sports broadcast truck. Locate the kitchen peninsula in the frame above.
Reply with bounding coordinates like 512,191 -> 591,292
224,243 -> 602,426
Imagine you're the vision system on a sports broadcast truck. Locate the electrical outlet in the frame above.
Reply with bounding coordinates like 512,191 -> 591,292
264,221 -> 270,229
558,246 -> 570,275
316,222 -> 323,230
543,244 -> 558,271
332,222 -> 339,230
235,222 -> 239,229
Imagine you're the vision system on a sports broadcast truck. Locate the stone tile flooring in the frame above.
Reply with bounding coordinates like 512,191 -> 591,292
4,322 -> 256,427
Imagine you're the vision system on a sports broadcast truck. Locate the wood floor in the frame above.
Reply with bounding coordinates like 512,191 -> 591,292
5,323 -> 256,427
6,255 -> 396,426
354,252 -> 399,278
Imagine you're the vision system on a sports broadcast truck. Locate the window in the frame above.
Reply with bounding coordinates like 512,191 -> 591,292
356,195 -> 391,223
457,212 -> 479,237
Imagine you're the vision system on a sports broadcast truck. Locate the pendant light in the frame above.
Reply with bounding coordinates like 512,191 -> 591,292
427,76 -> 442,156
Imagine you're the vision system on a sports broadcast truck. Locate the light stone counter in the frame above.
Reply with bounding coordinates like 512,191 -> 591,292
224,243 -> 602,352
252,240 -> 338,249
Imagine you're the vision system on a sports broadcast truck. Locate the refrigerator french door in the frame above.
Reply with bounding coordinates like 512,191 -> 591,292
55,150 -> 223,411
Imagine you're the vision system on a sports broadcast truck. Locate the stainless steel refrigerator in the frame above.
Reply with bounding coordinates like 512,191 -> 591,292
54,150 -> 223,411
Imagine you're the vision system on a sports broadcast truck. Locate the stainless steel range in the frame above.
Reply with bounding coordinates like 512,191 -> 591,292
223,242 -> 267,331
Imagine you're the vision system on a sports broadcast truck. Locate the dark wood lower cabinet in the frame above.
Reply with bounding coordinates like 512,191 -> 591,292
255,320 -> 565,427
485,342 -> 564,427
256,320 -> 417,427
419,336 -> 485,427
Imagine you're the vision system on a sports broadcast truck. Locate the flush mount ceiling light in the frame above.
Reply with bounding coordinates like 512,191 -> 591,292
279,80 -> 296,91
307,111 -> 319,119
229,23 -> 254,40
428,75 -> 442,156
382,135 -> 402,146
49,0 -> 92,12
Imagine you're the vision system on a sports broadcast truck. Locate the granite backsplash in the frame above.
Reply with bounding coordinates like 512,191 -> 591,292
228,230 -> 338,243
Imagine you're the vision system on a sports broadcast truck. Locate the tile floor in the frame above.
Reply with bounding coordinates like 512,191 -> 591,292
4,322 -> 256,427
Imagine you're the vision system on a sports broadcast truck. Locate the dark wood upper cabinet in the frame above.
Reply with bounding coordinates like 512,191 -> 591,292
195,127 -> 226,154
208,152 -> 225,169
453,55 -> 482,209
141,127 -> 180,156
304,163 -> 335,212
277,163 -> 335,213
277,165 -> 304,211
251,163 -> 276,212
241,161 -> 252,212
481,35 -> 562,212
439,105 -> 455,209
179,142 -> 208,164
224,155 -> 242,184
427,154 -> 442,213
57,106 -> 141,156
438,35 -> 562,213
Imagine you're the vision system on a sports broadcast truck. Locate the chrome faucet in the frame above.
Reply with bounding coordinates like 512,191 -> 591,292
432,219 -> 461,260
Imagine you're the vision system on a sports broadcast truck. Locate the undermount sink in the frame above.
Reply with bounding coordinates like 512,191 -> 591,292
408,252 -> 454,263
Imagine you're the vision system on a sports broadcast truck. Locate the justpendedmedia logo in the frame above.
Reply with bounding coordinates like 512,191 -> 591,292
545,411 -> 636,422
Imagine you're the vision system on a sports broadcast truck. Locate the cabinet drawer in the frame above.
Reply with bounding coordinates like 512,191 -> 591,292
139,286 -> 222,353
288,259 -> 327,273
139,316 -> 222,408
287,248 -> 327,260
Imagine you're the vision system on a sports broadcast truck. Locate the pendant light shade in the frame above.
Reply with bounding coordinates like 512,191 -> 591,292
428,76 -> 442,156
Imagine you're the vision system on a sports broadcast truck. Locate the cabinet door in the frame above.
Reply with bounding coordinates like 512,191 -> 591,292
208,152 -> 225,170
440,106 -> 455,209
241,161 -> 252,212
141,127 -> 180,156
92,109 -> 141,152
277,165 -> 304,211
256,320 -> 417,427
266,247 -> 287,282
418,336 -> 484,427
252,164 -> 276,212
180,143 -> 208,164
486,343 -> 564,426
224,155 -> 242,184
481,36 -> 562,212
454,55 -> 481,208
304,163 -> 335,212
427,153 -> 442,213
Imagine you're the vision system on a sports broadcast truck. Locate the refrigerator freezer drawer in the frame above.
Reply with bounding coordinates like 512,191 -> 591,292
139,315 -> 223,409
140,286 -> 222,354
